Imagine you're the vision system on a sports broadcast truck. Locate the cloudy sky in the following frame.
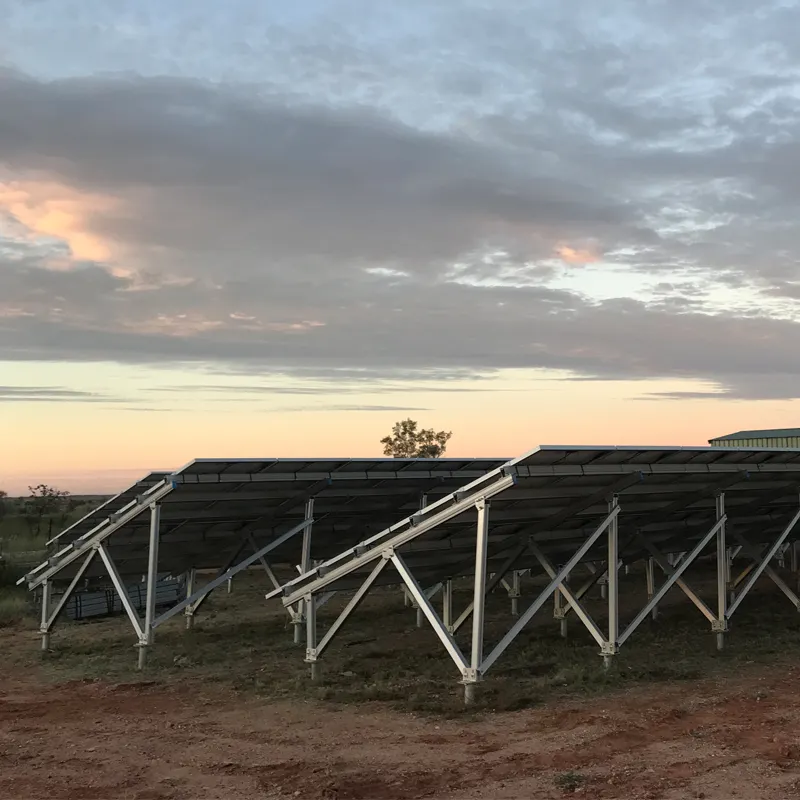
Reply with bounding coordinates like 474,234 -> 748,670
2,0 -> 800,493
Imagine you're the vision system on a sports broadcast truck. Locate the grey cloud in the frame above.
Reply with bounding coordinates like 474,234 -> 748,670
4,255 -> 800,399
0,385 -> 112,402
275,405 -> 432,413
0,69 -> 642,275
646,373 -> 800,402
4,1 -> 800,402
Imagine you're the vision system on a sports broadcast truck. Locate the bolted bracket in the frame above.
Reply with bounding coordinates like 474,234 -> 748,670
600,642 -> 619,656
460,667 -> 481,685
304,647 -> 318,662
711,619 -> 728,633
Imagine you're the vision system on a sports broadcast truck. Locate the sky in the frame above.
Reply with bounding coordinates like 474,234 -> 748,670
2,0 -> 800,494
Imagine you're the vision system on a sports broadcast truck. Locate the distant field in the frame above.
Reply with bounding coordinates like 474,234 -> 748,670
0,495 -> 110,623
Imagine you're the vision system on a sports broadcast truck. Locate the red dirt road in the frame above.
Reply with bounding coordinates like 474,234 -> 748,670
3,666 -> 800,800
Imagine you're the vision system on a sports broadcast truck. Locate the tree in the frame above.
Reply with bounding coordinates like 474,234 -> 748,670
381,418 -> 453,458
0,490 -> 6,522
24,484 -> 70,537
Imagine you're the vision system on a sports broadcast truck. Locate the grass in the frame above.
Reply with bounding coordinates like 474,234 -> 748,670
0,587 -> 33,628
4,565 -> 800,717
554,770 -> 586,792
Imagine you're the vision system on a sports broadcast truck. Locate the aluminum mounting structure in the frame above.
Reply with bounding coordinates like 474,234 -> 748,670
274,454 -> 800,705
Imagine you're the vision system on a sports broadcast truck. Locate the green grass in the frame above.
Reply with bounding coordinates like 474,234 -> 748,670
554,770 -> 586,792
4,567 -> 800,717
0,587 -> 33,628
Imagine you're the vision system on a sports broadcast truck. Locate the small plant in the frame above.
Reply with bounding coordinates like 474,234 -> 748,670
554,770 -> 586,792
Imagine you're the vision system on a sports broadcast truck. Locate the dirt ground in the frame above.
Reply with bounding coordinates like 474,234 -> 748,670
3,663 -> 800,800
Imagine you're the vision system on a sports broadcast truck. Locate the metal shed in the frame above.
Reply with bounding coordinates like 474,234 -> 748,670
709,429 -> 800,449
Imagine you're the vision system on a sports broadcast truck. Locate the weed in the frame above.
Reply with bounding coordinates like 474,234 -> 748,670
554,770 -> 586,791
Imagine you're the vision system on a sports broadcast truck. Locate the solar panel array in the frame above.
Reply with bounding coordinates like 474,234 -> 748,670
278,446 -> 800,603
25,457 -> 508,586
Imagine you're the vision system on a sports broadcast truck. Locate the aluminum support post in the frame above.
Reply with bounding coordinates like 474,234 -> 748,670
184,569 -> 196,631
443,579 -> 453,631
451,542 -> 528,634
645,558 -> 658,621
727,504 -> 800,619
510,570 -> 521,617
714,493 -> 728,650
301,498 -> 315,574
465,501 -> 490,704
553,586 -> 568,638
40,581 -> 52,651
414,494 -> 429,630
296,499 -> 315,642
138,502 -> 161,670
305,593 -> 319,681
603,497 -> 619,668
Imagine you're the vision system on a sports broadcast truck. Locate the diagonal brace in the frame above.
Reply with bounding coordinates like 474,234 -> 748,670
728,506 -> 800,618
480,505 -> 620,676
151,518 -> 313,630
730,529 -> 800,609
528,542 -> 605,647
41,550 -> 97,632
731,530 -> 800,609
391,552 -> 468,674
315,557 -> 389,658
619,516 -> 725,646
97,544 -> 145,640
639,537 -> 716,623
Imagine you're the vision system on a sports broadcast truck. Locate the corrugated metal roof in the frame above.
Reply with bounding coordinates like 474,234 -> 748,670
710,428 -> 800,441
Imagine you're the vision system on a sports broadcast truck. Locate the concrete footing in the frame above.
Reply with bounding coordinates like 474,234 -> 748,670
463,683 -> 477,706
